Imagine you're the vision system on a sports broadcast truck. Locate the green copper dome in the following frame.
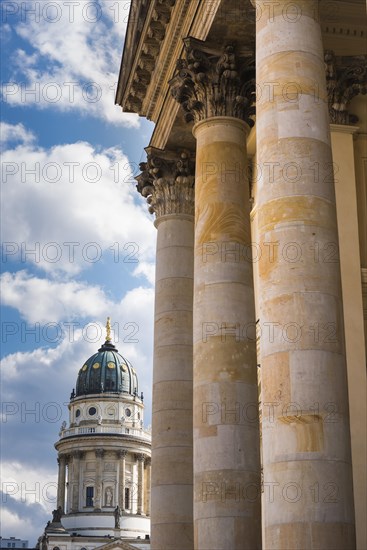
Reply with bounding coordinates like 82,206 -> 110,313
74,340 -> 139,398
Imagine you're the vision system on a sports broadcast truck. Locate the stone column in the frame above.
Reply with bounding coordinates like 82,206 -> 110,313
136,147 -> 195,550
94,448 -> 104,510
118,450 -> 128,511
170,39 -> 261,550
255,2 -> 356,548
145,457 -> 151,517
135,453 -> 145,515
71,451 -> 82,512
57,454 -> 66,511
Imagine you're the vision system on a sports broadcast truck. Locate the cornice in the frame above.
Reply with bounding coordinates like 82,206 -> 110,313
115,0 -> 150,106
117,0 -> 177,114
149,0 -> 223,148
144,0 -> 193,120
54,433 -> 151,450
330,124 -> 360,134
116,0 -> 222,148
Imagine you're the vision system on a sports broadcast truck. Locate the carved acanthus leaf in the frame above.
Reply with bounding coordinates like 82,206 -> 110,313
325,50 -> 367,124
169,38 -> 256,125
136,149 -> 195,218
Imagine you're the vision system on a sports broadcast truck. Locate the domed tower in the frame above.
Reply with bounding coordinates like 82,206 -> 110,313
54,319 -> 151,539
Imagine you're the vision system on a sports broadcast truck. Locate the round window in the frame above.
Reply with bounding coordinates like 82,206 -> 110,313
89,407 -> 97,416
76,409 -> 81,418
92,362 -> 100,369
125,408 -> 131,417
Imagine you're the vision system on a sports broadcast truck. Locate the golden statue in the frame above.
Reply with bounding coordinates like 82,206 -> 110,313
106,317 -> 112,342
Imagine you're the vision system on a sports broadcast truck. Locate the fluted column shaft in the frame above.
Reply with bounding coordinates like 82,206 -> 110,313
255,1 -> 355,548
136,149 -> 195,550
57,455 -> 66,511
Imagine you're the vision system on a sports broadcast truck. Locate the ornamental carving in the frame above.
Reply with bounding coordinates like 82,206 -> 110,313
169,38 -> 256,125
325,51 -> 367,124
136,148 -> 195,218
124,0 -> 177,113
134,453 -> 146,462
117,449 -> 128,459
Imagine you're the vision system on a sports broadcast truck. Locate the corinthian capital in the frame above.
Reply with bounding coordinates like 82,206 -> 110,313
134,453 -> 146,462
136,148 -> 195,219
325,51 -> 367,124
169,38 -> 255,125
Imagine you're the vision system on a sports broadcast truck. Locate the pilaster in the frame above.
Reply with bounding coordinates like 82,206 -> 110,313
94,448 -> 104,511
71,451 -> 83,512
330,124 -> 367,550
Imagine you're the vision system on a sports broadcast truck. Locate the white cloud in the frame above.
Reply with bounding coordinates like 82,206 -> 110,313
0,121 -> 36,146
1,130 -> 156,278
2,0 -> 137,126
0,23 -> 12,43
2,461 -> 57,506
1,271 -> 114,324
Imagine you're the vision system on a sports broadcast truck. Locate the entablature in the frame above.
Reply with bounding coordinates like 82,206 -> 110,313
116,0 -> 366,151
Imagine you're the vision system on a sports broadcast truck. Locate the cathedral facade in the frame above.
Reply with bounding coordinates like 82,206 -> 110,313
116,1 -> 367,550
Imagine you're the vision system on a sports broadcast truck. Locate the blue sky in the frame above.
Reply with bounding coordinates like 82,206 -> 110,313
0,1 -> 156,542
